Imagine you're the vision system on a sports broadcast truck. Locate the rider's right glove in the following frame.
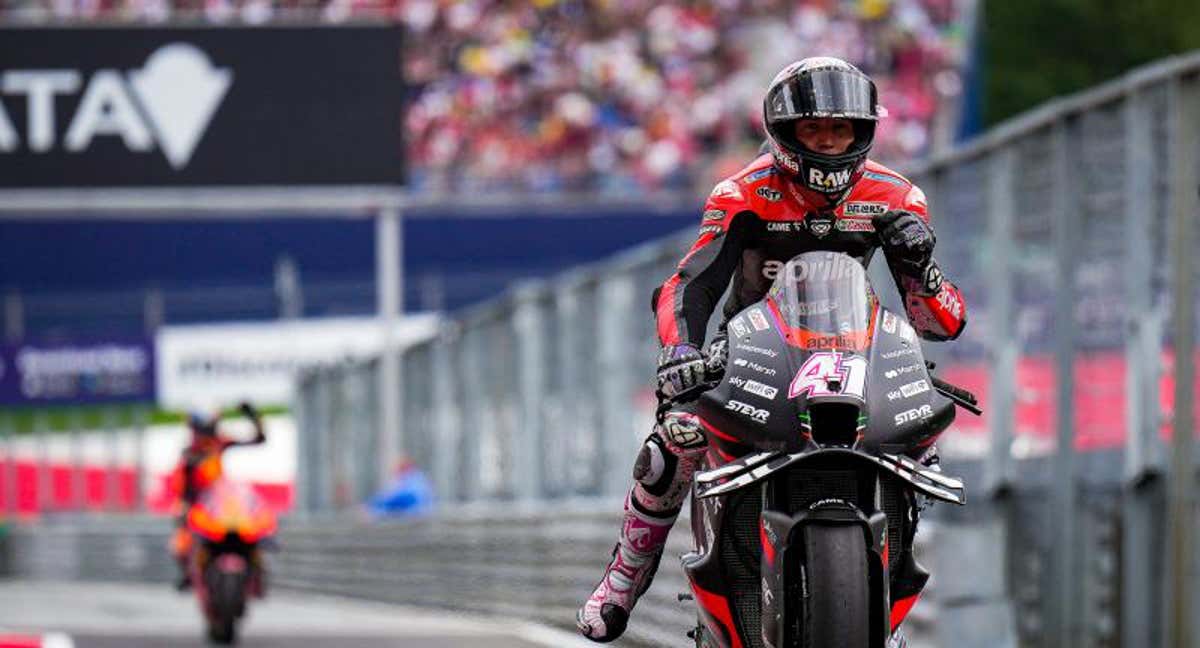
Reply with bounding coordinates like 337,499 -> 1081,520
656,343 -> 708,399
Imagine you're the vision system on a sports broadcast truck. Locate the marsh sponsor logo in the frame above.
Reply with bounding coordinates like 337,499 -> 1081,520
884,363 -> 922,380
748,308 -> 769,331
742,379 -> 778,400
0,43 -> 232,169
899,379 -> 930,398
843,202 -> 887,217
726,399 -> 770,423
736,343 -> 779,358
748,361 -> 777,376
894,404 -> 933,425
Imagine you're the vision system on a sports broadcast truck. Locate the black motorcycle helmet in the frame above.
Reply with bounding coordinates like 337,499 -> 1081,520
762,57 -> 883,209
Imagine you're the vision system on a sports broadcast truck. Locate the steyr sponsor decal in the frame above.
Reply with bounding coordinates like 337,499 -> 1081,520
726,399 -> 770,423
0,43 -> 232,169
894,404 -> 933,425
899,379 -> 930,398
808,167 -> 851,190
711,179 -> 744,200
881,310 -> 898,334
729,317 -> 750,339
788,351 -> 867,400
747,308 -> 769,331
702,209 -> 726,221
843,201 -> 887,217
735,343 -> 778,358
741,379 -> 779,400
880,347 -> 917,359
756,186 -> 783,202
884,363 -> 922,379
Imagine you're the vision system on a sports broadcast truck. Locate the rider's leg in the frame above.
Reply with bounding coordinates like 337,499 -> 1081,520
170,516 -> 193,591
577,410 -> 707,642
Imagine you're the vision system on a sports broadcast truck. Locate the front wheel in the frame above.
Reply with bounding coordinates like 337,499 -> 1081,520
801,524 -> 870,648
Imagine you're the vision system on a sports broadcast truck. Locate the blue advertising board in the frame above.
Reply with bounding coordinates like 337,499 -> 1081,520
0,339 -> 156,406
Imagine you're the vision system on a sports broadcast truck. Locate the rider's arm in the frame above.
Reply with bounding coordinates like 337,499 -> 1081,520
224,403 -> 267,447
653,183 -> 754,348
885,185 -> 968,342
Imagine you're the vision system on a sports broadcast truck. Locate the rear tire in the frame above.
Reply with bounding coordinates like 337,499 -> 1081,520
802,524 -> 870,648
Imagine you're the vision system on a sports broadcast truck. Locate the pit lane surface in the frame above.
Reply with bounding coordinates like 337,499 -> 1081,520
0,581 -> 594,648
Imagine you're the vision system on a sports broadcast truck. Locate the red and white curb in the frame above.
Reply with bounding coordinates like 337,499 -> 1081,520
0,634 -> 73,648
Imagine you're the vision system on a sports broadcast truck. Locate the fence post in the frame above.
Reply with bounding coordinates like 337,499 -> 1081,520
431,327 -> 459,504
1165,69 -> 1198,648
1121,81 -> 1167,648
984,148 -> 1017,496
1050,117 -> 1081,648
597,271 -> 635,498
513,284 -> 546,502
376,205 -> 404,496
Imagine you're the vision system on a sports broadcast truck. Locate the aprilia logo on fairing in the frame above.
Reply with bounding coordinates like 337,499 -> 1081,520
809,167 -> 851,189
726,399 -> 770,423
0,43 -> 232,169
747,362 -> 776,376
761,254 -> 859,282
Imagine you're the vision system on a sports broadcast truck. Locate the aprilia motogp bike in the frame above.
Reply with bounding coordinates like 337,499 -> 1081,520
186,479 -> 277,644
677,251 -> 981,648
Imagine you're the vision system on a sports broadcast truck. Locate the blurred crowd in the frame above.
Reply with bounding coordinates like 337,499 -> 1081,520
2,0 -> 970,194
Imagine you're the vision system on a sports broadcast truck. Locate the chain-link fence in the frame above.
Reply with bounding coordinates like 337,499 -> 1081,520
295,53 -> 1200,647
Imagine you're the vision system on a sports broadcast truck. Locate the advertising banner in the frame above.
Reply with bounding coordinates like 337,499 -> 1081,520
0,339 -> 156,405
0,26 -> 405,187
155,314 -> 438,409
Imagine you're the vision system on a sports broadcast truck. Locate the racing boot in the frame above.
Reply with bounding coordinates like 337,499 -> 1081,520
578,412 -> 708,642
577,492 -> 675,642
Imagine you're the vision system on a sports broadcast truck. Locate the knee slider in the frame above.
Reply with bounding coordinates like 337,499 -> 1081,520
633,434 -> 678,497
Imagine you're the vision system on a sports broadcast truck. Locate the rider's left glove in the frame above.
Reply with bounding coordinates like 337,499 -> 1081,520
656,343 -> 708,399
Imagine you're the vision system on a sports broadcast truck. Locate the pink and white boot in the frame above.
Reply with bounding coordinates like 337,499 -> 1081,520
576,493 -> 676,642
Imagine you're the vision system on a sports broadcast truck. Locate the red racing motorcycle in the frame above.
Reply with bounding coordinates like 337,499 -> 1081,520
678,251 -> 981,648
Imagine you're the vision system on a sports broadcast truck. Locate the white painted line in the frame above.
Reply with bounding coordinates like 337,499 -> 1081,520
42,633 -> 75,648
512,622 -> 598,648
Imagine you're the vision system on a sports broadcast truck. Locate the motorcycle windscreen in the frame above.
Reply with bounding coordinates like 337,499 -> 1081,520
765,252 -> 874,351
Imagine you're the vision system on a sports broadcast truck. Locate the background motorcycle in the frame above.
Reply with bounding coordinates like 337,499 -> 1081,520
672,251 -> 981,648
186,478 -> 278,644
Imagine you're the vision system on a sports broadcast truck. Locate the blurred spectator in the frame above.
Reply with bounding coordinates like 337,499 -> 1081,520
0,0 -> 968,194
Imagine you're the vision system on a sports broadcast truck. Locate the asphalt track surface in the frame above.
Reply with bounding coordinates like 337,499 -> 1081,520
0,581 -> 598,648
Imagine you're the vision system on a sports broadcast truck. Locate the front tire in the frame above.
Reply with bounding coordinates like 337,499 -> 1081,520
802,524 -> 870,648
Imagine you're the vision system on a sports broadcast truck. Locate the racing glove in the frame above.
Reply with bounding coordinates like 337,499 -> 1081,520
874,210 -> 940,294
656,343 -> 708,399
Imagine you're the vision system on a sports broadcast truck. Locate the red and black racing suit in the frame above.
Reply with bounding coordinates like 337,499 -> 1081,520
653,154 -> 967,349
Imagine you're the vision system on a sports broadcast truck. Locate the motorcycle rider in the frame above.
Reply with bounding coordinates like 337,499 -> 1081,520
577,57 -> 967,642
169,401 -> 266,591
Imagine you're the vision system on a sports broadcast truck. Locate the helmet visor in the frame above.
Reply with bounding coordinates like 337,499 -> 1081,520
765,69 -> 878,124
